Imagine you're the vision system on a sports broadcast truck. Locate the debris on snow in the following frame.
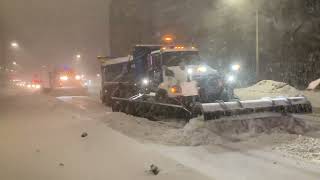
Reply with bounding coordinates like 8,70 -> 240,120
59,163 -> 65,167
273,135 -> 320,163
81,132 -> 88,138
150,164 -> 160,175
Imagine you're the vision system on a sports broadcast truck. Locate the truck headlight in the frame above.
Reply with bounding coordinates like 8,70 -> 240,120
197,66 -> 207,73
227,75 -> 235,83
75,75 -> 81,80
60,76 -> 68,81
142,78 -> 149,86
231,64 -> 241,71
187,68 -> 193,74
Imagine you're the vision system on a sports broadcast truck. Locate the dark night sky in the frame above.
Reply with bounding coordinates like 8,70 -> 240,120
1,0 -> 110,74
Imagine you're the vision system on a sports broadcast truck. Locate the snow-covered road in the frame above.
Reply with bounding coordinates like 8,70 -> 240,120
55,90 -> 320,180
0,88 -> 212,180
1,86 -> 320,180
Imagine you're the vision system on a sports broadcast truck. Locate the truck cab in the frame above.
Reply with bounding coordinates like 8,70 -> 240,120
146,46 -> 226,101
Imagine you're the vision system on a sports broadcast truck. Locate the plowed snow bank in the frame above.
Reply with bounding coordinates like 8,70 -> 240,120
163,114 -> 309,146
273,135 -> 320,163
236,80 -> 301,100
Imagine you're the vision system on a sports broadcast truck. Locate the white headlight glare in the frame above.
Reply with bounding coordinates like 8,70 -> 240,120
231,64 -> 241,71
227,75 -> 235,82
187,68 -> 193,74
75,75 -> 81,80
142,78 -> 149,85
198,66 -> 207,73
60,76 -> 68,81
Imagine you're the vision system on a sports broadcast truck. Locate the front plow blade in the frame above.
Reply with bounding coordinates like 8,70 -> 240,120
201,97 -> 313,120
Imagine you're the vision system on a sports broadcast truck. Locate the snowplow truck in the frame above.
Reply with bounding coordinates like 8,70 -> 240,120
41,67 -> 88,96
100,45 -> 312,120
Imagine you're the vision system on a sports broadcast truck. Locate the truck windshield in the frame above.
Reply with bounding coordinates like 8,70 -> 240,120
162,51 -> 200,66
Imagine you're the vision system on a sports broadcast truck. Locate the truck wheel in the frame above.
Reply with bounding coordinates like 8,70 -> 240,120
111,101 -> 120,112
100,91 -> 105,103
125,102 -> 136,115
103,95 -> 112,106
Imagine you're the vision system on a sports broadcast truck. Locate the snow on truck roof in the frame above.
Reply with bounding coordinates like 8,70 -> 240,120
101,55 -> 132,67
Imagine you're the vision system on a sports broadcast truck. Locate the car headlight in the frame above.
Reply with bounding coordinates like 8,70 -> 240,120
197,66 -> 207,73
60,76 -> 68,81
187,68 -> 193,74
35,84 -> 41,89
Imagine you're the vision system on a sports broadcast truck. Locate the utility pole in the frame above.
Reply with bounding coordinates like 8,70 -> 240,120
255,7 -> 259,81
226,0 -> 260,81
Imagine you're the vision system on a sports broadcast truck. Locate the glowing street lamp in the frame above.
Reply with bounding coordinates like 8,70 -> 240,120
225,0 -> 259,80
11,42 -> 19,48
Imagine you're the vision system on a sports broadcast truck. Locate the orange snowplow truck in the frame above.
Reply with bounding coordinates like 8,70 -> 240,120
54,69 -> 82,88
41,67 -> 87,95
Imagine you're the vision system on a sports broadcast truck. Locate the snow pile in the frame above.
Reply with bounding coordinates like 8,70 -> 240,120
243,80 -> 300,94
307,78 -> 320,90
273,135 -> 320,163
236,80 -> 301,100
163,114 -> 309,146
163,117 -> 224,146
104,112 -> 186,144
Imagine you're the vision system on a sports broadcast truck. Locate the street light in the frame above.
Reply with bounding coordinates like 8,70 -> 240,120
225,0 -> 259,80
11,42 -> 19,48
